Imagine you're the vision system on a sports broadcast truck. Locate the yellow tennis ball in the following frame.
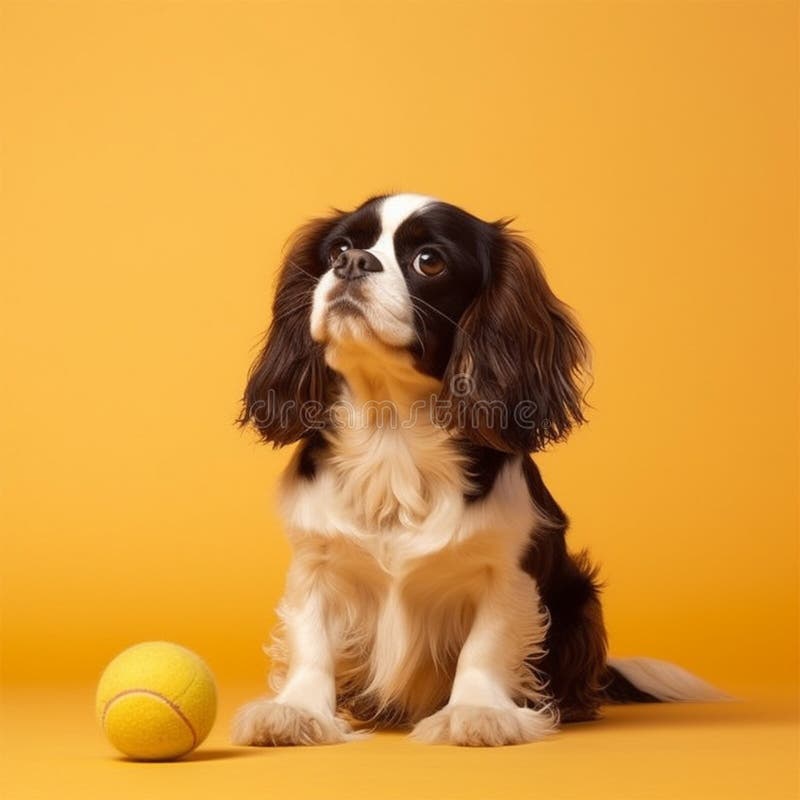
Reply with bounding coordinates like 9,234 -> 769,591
96,641 -> 217,761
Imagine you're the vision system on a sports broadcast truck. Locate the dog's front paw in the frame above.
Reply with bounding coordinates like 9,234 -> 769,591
231,698 -> 354,746
410,704 -> 555,746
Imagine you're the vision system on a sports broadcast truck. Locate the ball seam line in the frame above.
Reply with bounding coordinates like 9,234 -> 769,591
102,689 -> 198,750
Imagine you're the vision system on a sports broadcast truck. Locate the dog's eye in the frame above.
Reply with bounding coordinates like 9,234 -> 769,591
412,248 -> 446,277
327,238 -> 351,264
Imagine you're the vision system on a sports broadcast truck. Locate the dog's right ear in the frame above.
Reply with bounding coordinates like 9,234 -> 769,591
238,214 -> 342,446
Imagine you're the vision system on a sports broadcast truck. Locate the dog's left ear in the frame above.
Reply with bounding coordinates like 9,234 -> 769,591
238,214 -> 342,446
439,226 -> 590,453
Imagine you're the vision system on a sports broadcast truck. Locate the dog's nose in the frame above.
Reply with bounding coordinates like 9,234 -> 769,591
332,249 -> 383,280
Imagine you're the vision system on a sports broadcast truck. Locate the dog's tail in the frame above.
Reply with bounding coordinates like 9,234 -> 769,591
602,657 -> 731,704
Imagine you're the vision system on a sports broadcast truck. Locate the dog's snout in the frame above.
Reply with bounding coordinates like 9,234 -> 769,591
332,249 -> 383,280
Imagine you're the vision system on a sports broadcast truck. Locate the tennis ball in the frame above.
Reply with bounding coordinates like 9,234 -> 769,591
96,641 -> 217,761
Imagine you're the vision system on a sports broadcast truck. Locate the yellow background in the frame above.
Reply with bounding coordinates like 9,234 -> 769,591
1,1 -> 797,798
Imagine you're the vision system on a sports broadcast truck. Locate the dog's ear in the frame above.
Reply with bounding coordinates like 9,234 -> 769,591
239,214 -> 341,446
438,226 -> 589,453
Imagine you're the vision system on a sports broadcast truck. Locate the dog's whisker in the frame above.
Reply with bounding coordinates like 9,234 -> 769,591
272,299 -> 314,321
411,307 -> 427,358
284,258 -> 321,283
407,292 -> 471,340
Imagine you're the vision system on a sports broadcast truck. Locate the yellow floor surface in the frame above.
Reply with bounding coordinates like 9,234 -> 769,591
1,684 -> 797,800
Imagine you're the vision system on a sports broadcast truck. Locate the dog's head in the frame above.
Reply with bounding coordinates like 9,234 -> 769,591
240,193 -> 589,453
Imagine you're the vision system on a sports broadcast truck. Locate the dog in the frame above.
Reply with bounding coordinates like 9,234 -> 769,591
232,193 -> 724,747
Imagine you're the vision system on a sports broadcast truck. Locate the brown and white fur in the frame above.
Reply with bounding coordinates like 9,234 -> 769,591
232,193 -> 725,747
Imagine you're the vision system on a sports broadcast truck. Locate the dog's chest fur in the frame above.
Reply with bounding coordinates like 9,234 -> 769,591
279,414 -> 535,567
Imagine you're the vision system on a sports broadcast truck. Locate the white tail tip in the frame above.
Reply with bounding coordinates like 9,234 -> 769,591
608,657 -> 732,702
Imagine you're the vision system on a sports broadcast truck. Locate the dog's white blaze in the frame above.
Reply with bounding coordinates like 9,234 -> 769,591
367,193 -> 436,275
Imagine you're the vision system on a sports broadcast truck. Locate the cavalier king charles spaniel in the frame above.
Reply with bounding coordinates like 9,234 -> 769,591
232,193 -> 724,747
